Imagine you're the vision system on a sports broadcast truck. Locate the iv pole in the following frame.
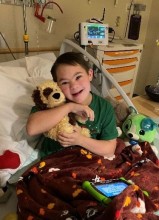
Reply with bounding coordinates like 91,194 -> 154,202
23,1 -> 29,56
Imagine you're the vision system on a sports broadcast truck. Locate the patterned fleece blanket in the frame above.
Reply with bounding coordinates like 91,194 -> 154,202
16,139 -> 159,220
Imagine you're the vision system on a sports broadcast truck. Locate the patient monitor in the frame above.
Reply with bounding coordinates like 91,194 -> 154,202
79,22 -> 109,46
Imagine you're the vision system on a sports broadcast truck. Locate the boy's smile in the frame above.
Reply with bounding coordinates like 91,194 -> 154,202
56,64 -> 93,105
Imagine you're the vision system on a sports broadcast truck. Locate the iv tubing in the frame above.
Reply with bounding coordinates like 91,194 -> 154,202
41,1 -> 63,16
34,1 -> 63,22
0,32 -> 16,60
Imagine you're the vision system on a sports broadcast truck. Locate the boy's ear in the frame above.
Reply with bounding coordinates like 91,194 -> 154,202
88,69 -> 93,81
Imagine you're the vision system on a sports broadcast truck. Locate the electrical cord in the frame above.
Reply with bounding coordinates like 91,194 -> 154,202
108,28 -> 115,43
74,31 -> 80,43
0,32 -> 16,60
109,29 -> 115,43
34,1 -> 63,22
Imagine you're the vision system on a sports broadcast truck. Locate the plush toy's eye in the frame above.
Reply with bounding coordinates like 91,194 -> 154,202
125,124 -> 129,129
43,88 -> 53,98
123,119 -> 132,131
139,130 -> 145,135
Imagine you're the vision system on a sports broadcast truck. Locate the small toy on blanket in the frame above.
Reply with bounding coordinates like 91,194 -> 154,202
0,136 -> 40,203
122,107 -> 158,155
106,96 -> 130,126
105,96 -> 130,138
32,80 -> 90,140
0,150 -> 20,203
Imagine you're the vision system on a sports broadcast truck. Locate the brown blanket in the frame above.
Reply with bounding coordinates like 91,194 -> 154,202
16,139 -> 159,220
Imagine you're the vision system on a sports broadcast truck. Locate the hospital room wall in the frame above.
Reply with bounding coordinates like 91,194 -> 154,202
0,1 -> 151,53
0,0 -> 156,95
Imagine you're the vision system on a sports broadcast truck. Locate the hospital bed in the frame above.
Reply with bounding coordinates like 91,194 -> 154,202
0,39 -> 159,219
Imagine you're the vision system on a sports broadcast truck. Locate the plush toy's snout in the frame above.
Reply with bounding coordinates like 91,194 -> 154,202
127,133 -> 133,138
127,132 -> 139,140
53,92 -> 60,99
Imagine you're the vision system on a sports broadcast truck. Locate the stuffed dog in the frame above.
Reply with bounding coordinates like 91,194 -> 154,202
32,80 -> 90,141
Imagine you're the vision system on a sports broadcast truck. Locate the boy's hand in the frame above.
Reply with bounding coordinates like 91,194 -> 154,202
69,103 -> 94,121
57,127 -> 84,147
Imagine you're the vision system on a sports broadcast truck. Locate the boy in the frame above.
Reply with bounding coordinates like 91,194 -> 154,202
26,52 -> 118,158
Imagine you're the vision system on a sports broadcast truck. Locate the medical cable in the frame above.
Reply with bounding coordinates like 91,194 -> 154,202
0,32 -> 16,60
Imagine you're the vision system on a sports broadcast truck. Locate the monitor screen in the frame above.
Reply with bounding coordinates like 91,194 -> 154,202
80,22 -> 108,46
87,24 -> 106,39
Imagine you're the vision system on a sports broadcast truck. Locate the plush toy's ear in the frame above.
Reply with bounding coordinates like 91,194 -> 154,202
129,106 -> 138,114
32,89 -> 47,110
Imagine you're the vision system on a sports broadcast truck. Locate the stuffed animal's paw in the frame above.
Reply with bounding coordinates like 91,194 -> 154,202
81,127 -> 90,138
132,144 -> 143,155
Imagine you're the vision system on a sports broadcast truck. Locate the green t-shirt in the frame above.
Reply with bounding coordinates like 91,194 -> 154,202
31,93 -> 118,158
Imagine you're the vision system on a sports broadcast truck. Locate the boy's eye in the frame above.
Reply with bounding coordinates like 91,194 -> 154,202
76,75 -> 82,80
61,81 -> 68,85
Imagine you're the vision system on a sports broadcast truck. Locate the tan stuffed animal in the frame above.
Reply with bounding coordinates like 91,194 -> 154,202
105,96 -> 130,126
32,80 -> 90,140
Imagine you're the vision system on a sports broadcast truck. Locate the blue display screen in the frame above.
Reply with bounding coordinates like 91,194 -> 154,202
95,181 -> 128,197
87,25 -> 105,39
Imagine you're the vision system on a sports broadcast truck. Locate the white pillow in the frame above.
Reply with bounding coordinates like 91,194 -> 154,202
0,66 -> 35,139
25,56 -> 56,79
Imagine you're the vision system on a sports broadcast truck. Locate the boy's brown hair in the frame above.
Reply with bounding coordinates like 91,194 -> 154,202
51,52 -> 91,82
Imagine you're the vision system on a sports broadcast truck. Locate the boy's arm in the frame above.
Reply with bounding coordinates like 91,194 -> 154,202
57,130 -> 117,157
26,103 -> 94,136
79,137 -> 117,157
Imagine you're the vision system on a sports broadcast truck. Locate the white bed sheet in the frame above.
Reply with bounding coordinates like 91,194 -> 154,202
0,52 -> 57,219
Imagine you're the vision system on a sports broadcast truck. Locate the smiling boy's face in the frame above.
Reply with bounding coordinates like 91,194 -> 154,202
56,63 -> 93,105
